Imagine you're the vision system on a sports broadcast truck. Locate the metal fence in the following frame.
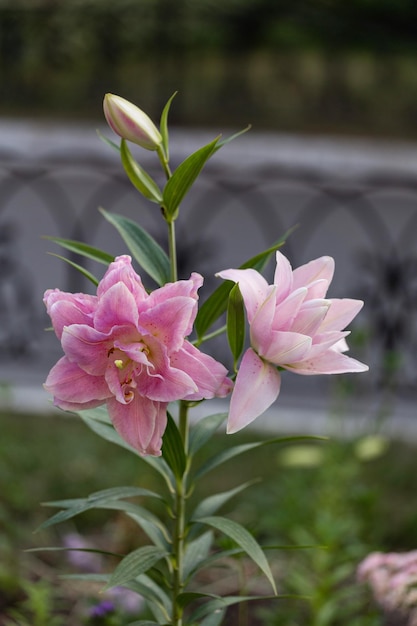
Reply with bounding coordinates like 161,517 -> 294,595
1,121 -> 417,411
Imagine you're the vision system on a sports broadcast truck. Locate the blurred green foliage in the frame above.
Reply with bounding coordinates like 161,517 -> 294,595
0,0 -> 417,136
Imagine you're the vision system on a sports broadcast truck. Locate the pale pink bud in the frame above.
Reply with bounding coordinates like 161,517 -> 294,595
103,93 -> 162,150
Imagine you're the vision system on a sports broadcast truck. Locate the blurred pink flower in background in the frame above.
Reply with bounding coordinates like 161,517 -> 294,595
358,550 -> 417,625
218,251 -> 368,433
44,255 -> 232,455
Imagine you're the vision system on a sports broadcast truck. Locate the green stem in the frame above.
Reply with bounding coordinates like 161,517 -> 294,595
172,401 -> 189,626
168,219 -> 178,283
157,144 -> 172,179
157,136 -> 189,625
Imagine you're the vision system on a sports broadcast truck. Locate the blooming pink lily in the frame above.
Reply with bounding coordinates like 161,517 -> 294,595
217,251 -> 368,433
44,256 -> 232,455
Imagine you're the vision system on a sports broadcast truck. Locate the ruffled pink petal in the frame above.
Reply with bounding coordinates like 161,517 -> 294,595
139,296 -> 198,353
216,268 -> 269,323
94,282 -> 139,333
97,255 -> 148,304
250,286 -> 277,354
44,357 -> 111,408
291,300 -> 330,335
133,336 -> 198,401
285,349 -> 369,375
273,251 -> 294,303
260,330 -> 312,364
308,330 -> 350,358
44,289 -> 97,339
320,298 -> 364,332
149,272 -> 203,308
170,341 -> 233,400
61,324 -> 111,375
292,256 -> 334,291
227,348 -> 281,433
303,278 -> 331,300
272,287 -> 307,331
107,395 -> 168,456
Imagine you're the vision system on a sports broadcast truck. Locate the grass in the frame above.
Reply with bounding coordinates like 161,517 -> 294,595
1,408 -> 417,624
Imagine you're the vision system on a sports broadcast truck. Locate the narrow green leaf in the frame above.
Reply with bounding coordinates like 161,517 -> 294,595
188,413 -> 227,456
105,546 -> 167,590
199,610 -> 226,626
226,282 -> 245,366
194,281 -> 234,343
177,591 -> 218,610
96,129 -> 121,153
44,485 -> 163,508
162,137 -> 220,221
198,516 -> 276,594
190,594 -> 284,622
27,546 -> 123,558
100,209 -> 170,286
43,236 -> 114,265
195,228 -> 296,339
127,622 -> 163,626
215,124 -> 251,150
191,481 -> 256,521
120,139 -> 163,203
159,91 -> 177,162
161,413 -> 186,479
47,253 -> 99,286
38,497 -> 167,542
126,575 -> 171,623
182,531 -> 213,580
196,435 -> 327,479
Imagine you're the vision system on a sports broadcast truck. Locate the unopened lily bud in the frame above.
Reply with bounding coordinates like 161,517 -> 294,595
103,93 -> 162,151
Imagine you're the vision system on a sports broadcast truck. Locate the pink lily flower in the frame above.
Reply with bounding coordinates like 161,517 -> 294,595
217,251 -> 368,433
44,256 -> 232,455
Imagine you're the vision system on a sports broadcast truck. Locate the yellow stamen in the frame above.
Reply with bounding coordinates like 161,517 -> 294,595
114,359 -> 124,369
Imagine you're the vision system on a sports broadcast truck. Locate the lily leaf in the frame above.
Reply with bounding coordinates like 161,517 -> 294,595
100,209 -> 171,286
162,137 -> 220,221
198,515 -> 276,594
191,480 -> 256,521
96,129 -> 121,153
190,594 -> 295,622
195,435 -> 327,479
159,91 -> 177,162
121,139 -> 163,203
188,413 -> 227,456
215,124 -> 251,150
199,610 -> 226,626
47,253 -> 99,286
182,531 -> 213,580
161,412 -> 186,479
44,236 -> 114,265
226,282 -> 245,367
105,546 -> 168,590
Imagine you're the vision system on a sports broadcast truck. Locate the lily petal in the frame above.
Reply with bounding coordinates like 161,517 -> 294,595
44,357 -> 111,408
285,349 -> 369,375
227,348 -> 281,433
292,256 -> 334,291
170,341 -> 233,400
108,395 -> 167,456
320,298 -> 364,332
273,251 -> 294,302
44,290 -> 96,339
